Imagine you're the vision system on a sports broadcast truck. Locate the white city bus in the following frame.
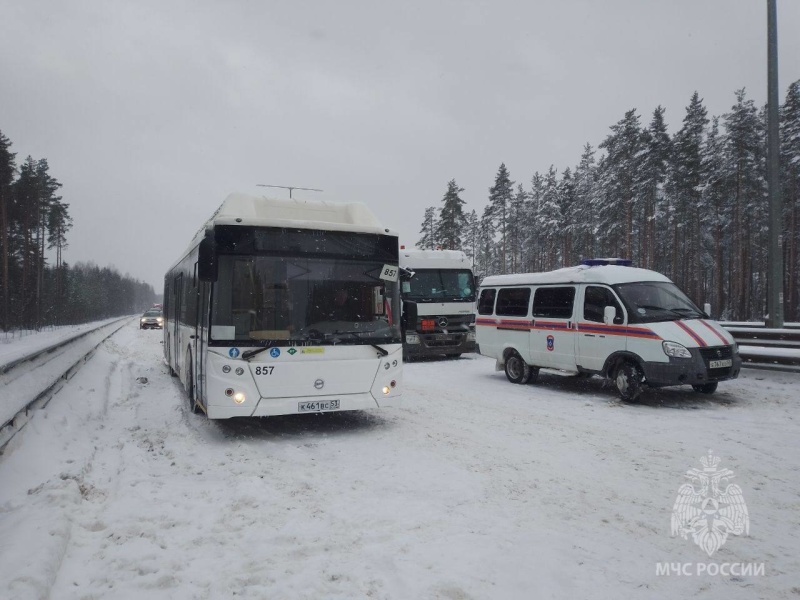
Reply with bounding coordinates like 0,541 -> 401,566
163,193 -> 403,419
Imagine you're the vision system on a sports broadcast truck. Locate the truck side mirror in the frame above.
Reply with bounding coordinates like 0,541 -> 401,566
603,305 -> 617,325
198,231 -> 217,282
402,300 -> 418,327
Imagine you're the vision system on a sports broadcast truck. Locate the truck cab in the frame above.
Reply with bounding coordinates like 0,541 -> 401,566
400,249 -> 477,360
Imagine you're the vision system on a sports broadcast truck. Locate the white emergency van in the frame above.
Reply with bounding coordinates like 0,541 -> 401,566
399,249 -> 477,359
476,259 -> 742,401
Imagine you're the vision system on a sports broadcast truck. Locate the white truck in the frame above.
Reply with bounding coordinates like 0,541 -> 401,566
399,249 -> 477,360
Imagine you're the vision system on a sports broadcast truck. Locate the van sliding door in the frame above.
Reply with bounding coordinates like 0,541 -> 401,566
530,286 -> 576,370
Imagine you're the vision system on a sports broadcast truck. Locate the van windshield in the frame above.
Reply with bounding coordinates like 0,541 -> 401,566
614,282 -> 704,324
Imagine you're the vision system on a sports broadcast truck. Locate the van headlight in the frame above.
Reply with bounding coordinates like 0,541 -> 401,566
406,333 -> 420,344
663,341 -> 691,359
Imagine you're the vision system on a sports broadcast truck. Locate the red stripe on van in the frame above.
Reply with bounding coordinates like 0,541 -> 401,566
675,320 -> 707,347
533,321 -> 570,331
698,320 -> 730,345
577,323 -> 661,340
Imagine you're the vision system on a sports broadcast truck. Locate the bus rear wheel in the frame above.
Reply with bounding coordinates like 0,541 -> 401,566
505,351 -> 531,384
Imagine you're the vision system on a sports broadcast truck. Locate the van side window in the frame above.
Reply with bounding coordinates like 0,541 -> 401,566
583,286 -> 623,323
532,286 -> 575,319
496,288 -> 531,317
477,289 -> 497,315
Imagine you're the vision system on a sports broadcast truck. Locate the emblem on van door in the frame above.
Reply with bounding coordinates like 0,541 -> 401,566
547,335 -> 555,352
438,317 -> 448,327
314,379 -> 324,390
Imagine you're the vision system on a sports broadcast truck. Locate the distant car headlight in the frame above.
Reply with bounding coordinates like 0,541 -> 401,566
157,317 -> 163,322
663,341 -> 691,359
140,318 -> 146,322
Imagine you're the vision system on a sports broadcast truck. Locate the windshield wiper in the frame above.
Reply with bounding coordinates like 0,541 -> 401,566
241,337 -> 289,360
242,345 -> 270,360
331,330 -> 389,356
636,305 -> 698,320
671,307 -> 705,319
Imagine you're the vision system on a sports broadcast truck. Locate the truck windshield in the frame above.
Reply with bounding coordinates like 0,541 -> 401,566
402,269 -> 475,302
210,254 -> 401,345
614,281 -> 704,324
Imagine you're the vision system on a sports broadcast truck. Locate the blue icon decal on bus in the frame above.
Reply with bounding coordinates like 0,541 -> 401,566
547,335 -> 555,352
270,348 -> 281,358
229,348 -> 240,358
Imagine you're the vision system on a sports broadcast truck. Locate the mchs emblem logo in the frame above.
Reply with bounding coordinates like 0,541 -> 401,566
671,451 -> 749,556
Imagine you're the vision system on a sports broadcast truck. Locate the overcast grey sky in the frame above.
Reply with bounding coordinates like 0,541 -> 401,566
2,0 -> 799,291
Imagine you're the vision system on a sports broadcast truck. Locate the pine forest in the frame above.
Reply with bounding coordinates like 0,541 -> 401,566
417,84 -> 800,322
0,130 -> 156,332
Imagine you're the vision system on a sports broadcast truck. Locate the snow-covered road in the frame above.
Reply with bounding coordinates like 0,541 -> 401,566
1,320 -> 798,599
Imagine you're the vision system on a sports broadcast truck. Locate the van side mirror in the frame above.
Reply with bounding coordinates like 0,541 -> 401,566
603,305 -> 617,325
198,231 -> 217,282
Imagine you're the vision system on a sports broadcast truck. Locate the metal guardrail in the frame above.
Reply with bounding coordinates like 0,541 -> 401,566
719,322 -> 800,372
0,317 -> 131,452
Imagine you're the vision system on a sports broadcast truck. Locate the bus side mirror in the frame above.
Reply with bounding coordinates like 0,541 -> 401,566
403,300 -> 418,327
198,233 -> 217,282
603,305 -> 617,325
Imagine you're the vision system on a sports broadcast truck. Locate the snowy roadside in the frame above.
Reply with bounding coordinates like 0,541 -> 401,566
0,321 -> 798,599
0,317 -> 131,369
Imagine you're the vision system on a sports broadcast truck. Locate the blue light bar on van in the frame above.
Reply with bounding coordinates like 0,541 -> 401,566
581,258 -> 633,267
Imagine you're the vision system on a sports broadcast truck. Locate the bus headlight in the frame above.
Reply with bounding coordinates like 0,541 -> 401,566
663,341 -> 691,359
233,392 -> 246,404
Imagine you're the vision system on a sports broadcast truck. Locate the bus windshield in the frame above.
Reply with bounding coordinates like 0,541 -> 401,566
614,281 -> 704,324
210,254 -> 401,345
402,269 -> 475,302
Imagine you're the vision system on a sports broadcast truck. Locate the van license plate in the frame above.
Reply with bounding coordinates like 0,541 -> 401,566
298,400 -> 340,413
709,359 -> 732,369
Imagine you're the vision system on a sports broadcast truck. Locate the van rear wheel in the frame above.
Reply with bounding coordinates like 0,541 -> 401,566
614,361 -> 643,401
505,352 -> 531,384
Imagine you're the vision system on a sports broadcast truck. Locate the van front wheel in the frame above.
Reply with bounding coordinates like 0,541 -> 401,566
614,361 -> 643,401
692,382 -> 718,394
505,352 -> 531,384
